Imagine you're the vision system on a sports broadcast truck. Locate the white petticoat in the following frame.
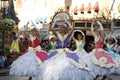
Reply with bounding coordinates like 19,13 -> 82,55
10,50 -> 40,77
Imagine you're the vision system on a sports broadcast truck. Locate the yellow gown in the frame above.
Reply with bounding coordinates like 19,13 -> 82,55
10,36 -> 20,53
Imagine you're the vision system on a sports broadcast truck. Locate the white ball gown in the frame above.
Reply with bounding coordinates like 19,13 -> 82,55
9,36 -> 48,77
36,32 -> 93,80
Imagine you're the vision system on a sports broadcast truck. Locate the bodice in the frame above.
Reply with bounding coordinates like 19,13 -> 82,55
95,39 -> 104,48
106,43 -> 117,54
13,35 -> 18,40
75,40 -> 84,50
56,32 -> 69,49
50,42 -> 57,50
29,37 -> 40,48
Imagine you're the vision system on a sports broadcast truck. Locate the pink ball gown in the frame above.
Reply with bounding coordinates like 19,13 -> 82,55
82,38 -> 118,76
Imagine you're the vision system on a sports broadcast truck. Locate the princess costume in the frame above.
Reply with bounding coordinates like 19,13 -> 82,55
9,34 -> 48,77
10,33 -> 20,53
82,21 -> 119,76
73,30 -> 88,57
105,37 -> 120,74
36,19 -> 92,80
48,35 -> 57,53
37,31 -> 94,80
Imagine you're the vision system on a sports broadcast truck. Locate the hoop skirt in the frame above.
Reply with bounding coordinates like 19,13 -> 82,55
36,48 -> 97,80
9,37 -> 48,77
106,48 -> 120,74
36,32 -> 95,80
82,48 -> 120,76
10,50 -> 39,77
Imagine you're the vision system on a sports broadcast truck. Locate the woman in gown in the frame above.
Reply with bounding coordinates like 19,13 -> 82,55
73,30 -> 88,57
36,19 -> 92,80
9,28 -> 48,78
10,32 -> 20,53
48,34 -> 57,53
82,21 -> 119,77
105,36 -> 120,74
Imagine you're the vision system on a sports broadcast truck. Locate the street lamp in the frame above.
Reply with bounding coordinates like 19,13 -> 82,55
0,0 -> 9,56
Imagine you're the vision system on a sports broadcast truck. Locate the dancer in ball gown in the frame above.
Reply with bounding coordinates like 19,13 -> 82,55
82,20 -> 119,77
104,36 -> 120,74
10,32 -> 20,53
48,34 -> 57,53
36,19 -> 93,80
9,28 -> 48,77
73,30 -> 88,57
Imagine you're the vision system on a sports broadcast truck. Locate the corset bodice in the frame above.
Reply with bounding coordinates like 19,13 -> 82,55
29,37 -> 40,48
95,39 -> 104,48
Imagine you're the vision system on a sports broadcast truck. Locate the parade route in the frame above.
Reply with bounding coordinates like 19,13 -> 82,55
0,75 -> 120,80
0,76 -> 35,80
0,68 -> 120,80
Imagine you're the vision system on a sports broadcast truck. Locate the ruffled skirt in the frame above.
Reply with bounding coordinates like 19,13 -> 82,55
36,49 -> 94,80
9,50 -> 46,77
82,49 -> 120,76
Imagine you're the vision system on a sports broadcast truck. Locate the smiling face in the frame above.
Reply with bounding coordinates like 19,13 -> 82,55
51,37 -> 56,42
107,38 -> 116,45
77,32 -> 84,40
95,29 -> 101,36
31,28 -> 37,37
59,24 -> 68,34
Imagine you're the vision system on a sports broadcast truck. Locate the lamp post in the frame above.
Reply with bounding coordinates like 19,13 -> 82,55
1,0 -> 8,56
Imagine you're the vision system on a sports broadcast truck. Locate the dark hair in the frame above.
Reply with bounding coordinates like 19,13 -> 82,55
12,32 -> 16,35
106,37 -> 116,44
74,31 -> 83,40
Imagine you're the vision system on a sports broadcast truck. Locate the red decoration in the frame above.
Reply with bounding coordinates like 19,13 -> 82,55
72,6 -> 78,15
93,1 -> 99,13
86,3 -> 91,13
79,4 -> 84,14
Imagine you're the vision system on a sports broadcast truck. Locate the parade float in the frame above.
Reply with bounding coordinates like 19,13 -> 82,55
12,0 -> 120,54
0,19 -> 15,56
49,0 -> 120,45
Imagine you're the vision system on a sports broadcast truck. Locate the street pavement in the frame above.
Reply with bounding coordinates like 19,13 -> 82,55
108,74 -> 120,80
0,75 -> 120,80
0,68 -> 120,80
0,76 -> 36,80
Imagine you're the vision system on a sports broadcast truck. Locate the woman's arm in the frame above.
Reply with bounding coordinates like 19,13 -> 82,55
72,37 -> 76,42
36,31 -> 41,41
97,21 -> 103,30
49,20 -> 58,38
68,29 -> 74,39
82,36 -> 85,44
64,19 -> 74,40
23,31 -> 30,40
100,30 -> 105,42
91,21 -> 95,37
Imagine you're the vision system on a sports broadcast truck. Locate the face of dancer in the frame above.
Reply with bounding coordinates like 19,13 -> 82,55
51,37 -> 56,42
95,29 -> 101,36
31,28 -> 37,37
107,38 -> 115,45
77,33 -> 83,41
60,24 -> 68,34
